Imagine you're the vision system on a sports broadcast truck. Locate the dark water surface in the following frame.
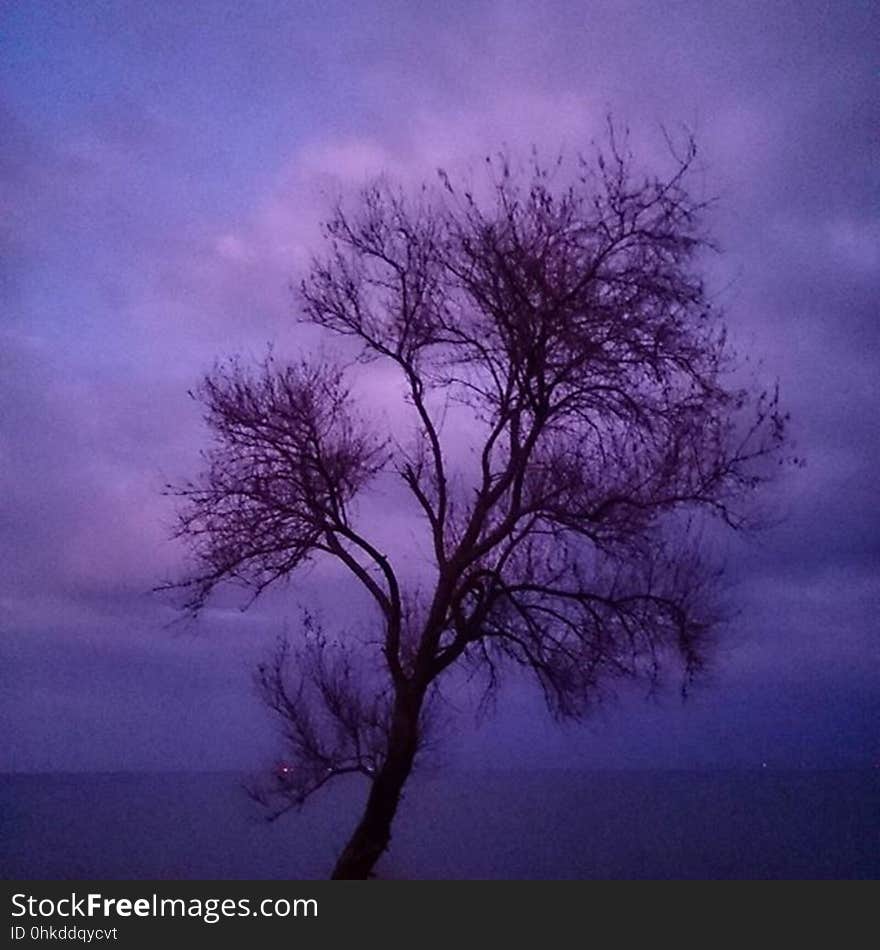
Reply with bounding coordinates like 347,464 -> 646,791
2,770 -> 876,879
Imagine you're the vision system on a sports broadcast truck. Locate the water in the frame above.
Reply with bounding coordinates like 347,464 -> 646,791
1,771 -> 877,879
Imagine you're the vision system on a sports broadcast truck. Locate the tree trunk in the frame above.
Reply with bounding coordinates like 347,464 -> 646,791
330,686 -> 423,880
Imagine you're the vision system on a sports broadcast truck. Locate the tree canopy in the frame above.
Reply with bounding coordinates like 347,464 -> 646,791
168,127 -> 790,877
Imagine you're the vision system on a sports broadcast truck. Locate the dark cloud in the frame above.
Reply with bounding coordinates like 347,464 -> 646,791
1,0 -> 877,771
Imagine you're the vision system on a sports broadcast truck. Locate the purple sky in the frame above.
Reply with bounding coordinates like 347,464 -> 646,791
2,1 -> 877,772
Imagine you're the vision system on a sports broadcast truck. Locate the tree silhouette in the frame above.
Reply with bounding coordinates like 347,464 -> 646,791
168,127 -> 789,879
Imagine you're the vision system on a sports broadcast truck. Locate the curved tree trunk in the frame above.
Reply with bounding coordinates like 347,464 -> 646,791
331,687 -> 423,880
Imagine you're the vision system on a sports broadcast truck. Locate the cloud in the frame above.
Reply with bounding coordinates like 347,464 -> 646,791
1,0 -> 877,770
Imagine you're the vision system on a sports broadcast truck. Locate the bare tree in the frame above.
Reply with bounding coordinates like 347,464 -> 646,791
168,127 -> 790,879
